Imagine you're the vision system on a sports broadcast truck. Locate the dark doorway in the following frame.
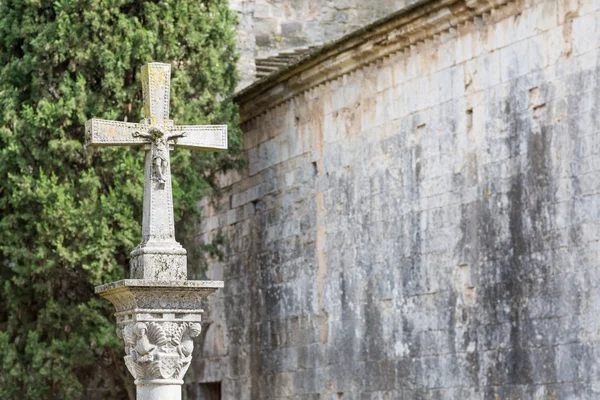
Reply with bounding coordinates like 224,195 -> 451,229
198,382 -> 221,400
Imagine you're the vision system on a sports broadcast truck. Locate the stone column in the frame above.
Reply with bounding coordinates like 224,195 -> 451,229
137,385 -> 181,400
96,280 -> 223,399
86,62 -> 227,399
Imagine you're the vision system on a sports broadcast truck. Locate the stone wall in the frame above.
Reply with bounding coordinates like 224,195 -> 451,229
229,0 -> 413,89
190,0 -> 600,398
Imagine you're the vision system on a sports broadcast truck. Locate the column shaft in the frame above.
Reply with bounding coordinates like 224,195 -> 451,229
137,384 -> 181,400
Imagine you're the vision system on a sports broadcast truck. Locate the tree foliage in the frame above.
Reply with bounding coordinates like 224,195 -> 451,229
0,1 -> 242,398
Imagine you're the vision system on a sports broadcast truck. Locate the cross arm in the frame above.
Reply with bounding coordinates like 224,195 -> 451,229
170,125 -> 227,151
85,119 -> 151,147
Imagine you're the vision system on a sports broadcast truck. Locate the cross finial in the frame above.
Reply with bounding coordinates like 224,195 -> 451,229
85,62 -> 228,280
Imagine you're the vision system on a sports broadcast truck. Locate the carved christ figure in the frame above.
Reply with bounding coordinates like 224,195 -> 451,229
133,126 -> 187,185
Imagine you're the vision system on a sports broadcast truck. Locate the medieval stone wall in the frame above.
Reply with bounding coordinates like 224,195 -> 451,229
191,0 -> 600,398
230,0 -> 413,88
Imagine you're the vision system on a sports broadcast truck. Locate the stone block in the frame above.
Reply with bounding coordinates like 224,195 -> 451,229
130,246 -> 187,280
282,22 -> 302,35
572,14 -> 598,55
377,66 -> 393,93
500,39 -> 531,82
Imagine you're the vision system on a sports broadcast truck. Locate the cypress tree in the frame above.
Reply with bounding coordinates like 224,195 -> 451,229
0,1 -> 242,398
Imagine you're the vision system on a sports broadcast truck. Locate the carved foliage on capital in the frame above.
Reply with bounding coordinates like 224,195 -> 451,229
117,321 -> 202,381
134,290 -> 206,310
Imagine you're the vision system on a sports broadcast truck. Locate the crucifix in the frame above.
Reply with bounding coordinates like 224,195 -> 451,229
86,63 -> 227,280
90,63 -> 226,399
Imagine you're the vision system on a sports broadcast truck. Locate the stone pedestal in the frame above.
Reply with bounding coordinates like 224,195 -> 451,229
129,244 -> 187,280
96,279 -> 224,399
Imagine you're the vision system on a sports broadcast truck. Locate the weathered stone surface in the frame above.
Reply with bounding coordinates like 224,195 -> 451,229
97,280 -> 222,400
130,249 -> 187,280
86,63 -> 228,282
97,280 -> 223,399
194,0 -> 600,398
137,385 -> 182,400
87,63 -> 226,399
230,0 -> 418,89
95,279 -> 224,304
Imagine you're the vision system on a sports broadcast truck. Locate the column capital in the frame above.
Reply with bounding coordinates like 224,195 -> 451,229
119,320 -> 201,384
96,280 -> 223,386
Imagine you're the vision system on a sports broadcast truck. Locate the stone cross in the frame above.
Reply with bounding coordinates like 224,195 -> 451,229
86,63 -> 227,280
90,63 -> 225,400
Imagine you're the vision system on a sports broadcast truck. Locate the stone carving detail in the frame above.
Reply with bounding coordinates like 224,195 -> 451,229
118,321 -> 202,381
85,63 -> 228,278
84,119 -> 227,149
171,125 -> 228,149
132,126 -> 186,185
108,290 -> 136,312
89,63 -> 226,396
100,285 -> 217,314
85,119 -> 149,145
141,63 -> 171,124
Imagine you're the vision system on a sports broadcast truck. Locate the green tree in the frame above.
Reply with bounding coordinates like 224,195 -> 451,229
0,1 -> 242,398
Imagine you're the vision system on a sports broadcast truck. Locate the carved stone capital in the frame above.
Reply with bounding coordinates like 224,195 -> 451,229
95,279 -> 224,385
95,279 -> 223,312
118,320 -> 202,384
